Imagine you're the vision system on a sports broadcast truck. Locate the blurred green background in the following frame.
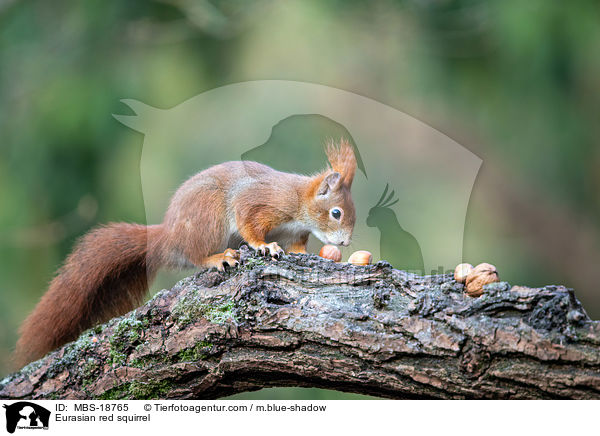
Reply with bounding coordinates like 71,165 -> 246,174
1,0 -> 599,399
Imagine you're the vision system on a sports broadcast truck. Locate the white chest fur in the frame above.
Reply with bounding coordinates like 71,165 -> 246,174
225,218 -> 311,250
266,221 -> 312,248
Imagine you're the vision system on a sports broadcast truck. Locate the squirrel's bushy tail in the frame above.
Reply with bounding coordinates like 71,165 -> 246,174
15,223 -> 165,367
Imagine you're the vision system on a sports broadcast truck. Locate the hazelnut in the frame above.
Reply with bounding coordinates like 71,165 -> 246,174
319,244 -> 342,262
454,263 -> 474,283
465,263 -> 499,297
348,250 -> 373,266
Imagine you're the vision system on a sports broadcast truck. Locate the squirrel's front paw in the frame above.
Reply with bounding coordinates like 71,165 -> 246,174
255,242 -> 284,259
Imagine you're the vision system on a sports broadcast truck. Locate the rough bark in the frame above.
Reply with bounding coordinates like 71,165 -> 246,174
1,247 -> 599,400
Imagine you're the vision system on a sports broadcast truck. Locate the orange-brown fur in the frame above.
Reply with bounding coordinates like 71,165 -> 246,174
326,138 -> 356,187
15,140 -> 357,367
16,224 -> 162,365
288,233 -> 309,253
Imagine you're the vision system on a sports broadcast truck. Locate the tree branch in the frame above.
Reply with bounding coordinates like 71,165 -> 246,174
2,247 -> 599,400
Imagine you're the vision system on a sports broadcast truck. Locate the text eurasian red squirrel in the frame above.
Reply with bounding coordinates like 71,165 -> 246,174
15,140 -> 357,366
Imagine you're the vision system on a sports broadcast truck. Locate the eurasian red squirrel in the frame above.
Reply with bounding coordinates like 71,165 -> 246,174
15,139 -> 357,366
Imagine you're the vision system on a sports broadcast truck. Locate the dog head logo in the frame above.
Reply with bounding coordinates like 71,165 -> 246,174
3,402 -> 50,433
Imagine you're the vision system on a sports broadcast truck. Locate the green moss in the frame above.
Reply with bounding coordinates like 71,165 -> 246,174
175,341 -> 213,362
81,357 -> 99,386
107,315 -> 149,365
110,316 -> 147,350
172,295 -> 238,327
97,380 -> 173,400
74,334 -> 95,353
206,300 -> 236,324
129,358 -> 146,369
109,349 -> 127,366
97,384 -> 130,400
128,380 -> 172,399
129,354 -> 169,369
128,340 -> 215,368
46,331 -> 99,378
242,257 -> 266,270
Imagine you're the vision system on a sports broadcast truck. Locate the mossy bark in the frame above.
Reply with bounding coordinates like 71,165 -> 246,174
1,247 -> 599,399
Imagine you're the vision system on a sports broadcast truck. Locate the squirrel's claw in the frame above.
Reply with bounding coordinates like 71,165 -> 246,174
219,258 -> 239,271
214,248 -> 240,271
254,242 -> 284,259
267,242 -> 284,259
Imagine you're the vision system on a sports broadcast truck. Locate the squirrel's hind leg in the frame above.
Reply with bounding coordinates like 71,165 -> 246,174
287,233 -> 309,254
200,248 -> 240,271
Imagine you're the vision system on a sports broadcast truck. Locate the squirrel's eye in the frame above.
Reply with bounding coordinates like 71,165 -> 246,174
330,208 -> 342,220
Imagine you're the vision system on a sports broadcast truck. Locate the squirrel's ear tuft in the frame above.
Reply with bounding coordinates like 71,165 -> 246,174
317,172 -> 342,196
326,138 -> 357,187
